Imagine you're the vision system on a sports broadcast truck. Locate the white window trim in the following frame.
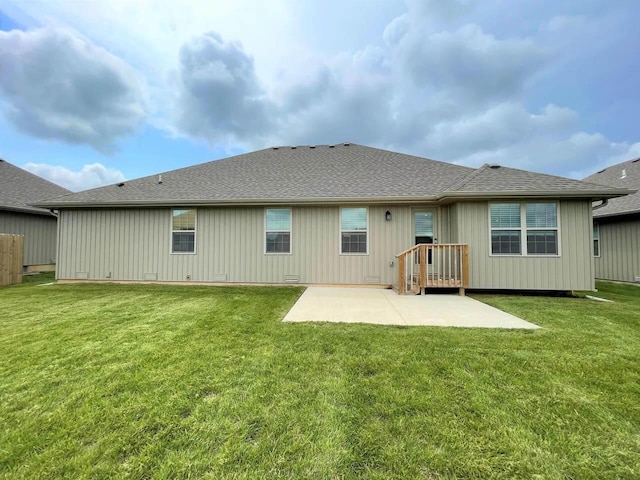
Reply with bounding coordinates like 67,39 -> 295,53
264,208 -> 292,255
593,223 -> 600,257
170,208 -> 197,255
488,202 -> 561,257
339,207 -> 369,255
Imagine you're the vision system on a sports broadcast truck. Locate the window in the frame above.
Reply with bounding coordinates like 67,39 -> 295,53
341,207 -> 368,254
414,211 -> 434,244
593,223 -> 600,257
490,203 -> 559,256
490,204 -> 521,254
525,203 -> 558,255
265,208 -> 291,254
171,209 -> 196,253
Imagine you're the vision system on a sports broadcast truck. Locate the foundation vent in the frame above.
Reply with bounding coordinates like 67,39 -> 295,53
144,273 -> 157,281
284,274 -> 300,283
75,272 -> 89,279
212,273 -> 228,282
365,275 -> 381,284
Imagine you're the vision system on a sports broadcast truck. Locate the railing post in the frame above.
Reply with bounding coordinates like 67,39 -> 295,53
460,245 -> 469,295
420,244 -> 426,295
398,253 -> 406,295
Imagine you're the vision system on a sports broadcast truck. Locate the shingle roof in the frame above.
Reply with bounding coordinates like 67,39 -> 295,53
583,157 -> 640,218
446,163 -> 621,194
34,144 -> 630,208
0,159 -> 71,216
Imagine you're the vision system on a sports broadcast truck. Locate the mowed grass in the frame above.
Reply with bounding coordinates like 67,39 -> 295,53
0,277 -> 638,479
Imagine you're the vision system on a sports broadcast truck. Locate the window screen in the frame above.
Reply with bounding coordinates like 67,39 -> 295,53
526,203 -> 557,228
265,208 -> 291,254
171,209 -> 196,253
341,208 -> 367,254
490,204 -> 521,228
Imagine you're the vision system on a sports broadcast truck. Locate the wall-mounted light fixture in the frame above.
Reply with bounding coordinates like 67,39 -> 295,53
385,210 -> 392,221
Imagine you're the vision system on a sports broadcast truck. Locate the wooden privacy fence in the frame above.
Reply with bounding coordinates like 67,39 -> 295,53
0,234 -> 23,286
396,243 -> 469,295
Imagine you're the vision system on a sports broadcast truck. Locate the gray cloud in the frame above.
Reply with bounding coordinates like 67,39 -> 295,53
403,0 -> 473,24
175,32 -> 273,143
421,103 -> 578,160
391,24 -> 548,103
273,50 -> 394,146
170,11 -> 635,180
0,29 -> 146,152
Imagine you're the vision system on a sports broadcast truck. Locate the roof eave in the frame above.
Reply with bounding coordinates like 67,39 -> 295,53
34,188 -> 631,209
1,205 -> 57,217
593,209 -> 640,219
34,196 -> 448,208
435,189 -> 633,201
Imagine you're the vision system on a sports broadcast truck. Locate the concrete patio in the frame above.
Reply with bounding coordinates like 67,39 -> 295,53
283,287 -> 540,329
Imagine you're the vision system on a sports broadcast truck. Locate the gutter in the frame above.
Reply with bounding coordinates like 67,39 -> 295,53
593,209 -> 640,220
0,205 -> 58,217
592,199 -> 609,211
31,188 -> 635,210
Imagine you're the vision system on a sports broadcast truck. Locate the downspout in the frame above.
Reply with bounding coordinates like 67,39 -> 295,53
592,199 -> 609,211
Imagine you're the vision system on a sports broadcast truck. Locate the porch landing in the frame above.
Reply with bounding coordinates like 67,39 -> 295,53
283,287 -> 539,329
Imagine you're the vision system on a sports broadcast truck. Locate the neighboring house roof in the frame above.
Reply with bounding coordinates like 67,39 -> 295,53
34,144 -> 631,208
584,157 -> 640,218
0,159 -> 71,216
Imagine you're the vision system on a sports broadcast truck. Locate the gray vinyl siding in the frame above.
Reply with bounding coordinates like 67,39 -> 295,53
449,204 -> 459,243
58,205 -> 449,285
451,200 -> 594,291
594,218 -> 640,283
0,210 -> 58,266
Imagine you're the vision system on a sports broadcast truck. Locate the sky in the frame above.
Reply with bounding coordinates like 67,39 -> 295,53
0,0 -> 638,191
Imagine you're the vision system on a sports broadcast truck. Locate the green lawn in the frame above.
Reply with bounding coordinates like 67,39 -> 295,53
0,277 -> 638,479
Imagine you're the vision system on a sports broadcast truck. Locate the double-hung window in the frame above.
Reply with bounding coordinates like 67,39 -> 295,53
171,209 -> 196,253
340,207 -> 368,254
490,204 -> 522,254
490,203 -> 559,256
593,223 -> 600,257
265,208 -> 291,254
525,203 -> 558,255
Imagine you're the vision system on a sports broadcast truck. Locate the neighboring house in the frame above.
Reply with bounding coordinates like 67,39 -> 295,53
35,144 -> 630,291
584,157 -> 640,283
0,159 -> 71,271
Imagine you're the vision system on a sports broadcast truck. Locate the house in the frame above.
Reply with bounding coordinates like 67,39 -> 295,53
584,157 -> 640,283
34,144 -> 631,291
0,159 -> 71,272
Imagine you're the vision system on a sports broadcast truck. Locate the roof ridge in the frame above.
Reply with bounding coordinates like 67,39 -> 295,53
590,156 -> 640,174
443,164 -> 490,192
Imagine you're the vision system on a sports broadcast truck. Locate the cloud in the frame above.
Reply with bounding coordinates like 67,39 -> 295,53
22,163 -> 126,191
1,0 -> 638,182
174,32 -> 274,143
272,49 -> 394,146
451,131 -> 638,179
389,24 -> 548,103
0,28 -> 146,152
421,103 -> 578,160
403,0 -> 473,24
